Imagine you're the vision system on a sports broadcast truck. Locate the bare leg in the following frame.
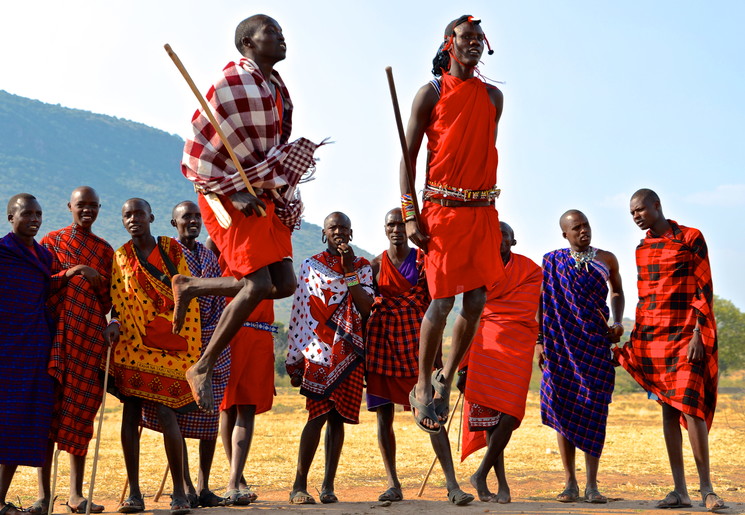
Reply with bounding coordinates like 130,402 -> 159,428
375,404 -> 402,494
181,440 -> 196,496
33,440 -> 54,509
583,452 -> 607,502
470,415 -> 516,502
69,453 -> 93,506
556,433 -> 579,501
121,398 -> 142,500
430,428 -> 473,504
226,406 -> 256,492
290,415 -> 327,498
661,403 -> 691,505
157,404 -> 189,506
320,411 -> 345,502
682,413 -> 713,494
0,464 -> 19,507
439,288 -> 487,392
413,296 -> 455,430
196,439 -> 217,495
493,453 -> 511,503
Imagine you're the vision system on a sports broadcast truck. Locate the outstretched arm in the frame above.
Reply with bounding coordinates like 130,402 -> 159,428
400,84 -> 438,251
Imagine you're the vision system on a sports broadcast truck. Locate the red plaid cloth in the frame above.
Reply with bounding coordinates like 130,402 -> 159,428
365,250 -> 429,377
286,251 -> 373,422
307,365 -> 365,424
181,58 -> 322,229
616,221 -> 718,429
42,225 -> 114,456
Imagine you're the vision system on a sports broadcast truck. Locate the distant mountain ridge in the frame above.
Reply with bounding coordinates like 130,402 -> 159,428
0,90 -> 372,323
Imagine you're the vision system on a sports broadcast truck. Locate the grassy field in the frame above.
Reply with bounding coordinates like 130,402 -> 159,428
7,381 -> 745,511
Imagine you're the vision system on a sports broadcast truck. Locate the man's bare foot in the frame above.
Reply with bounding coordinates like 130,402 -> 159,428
470,474 -> 499,502
496,487 -> 511,504
185,363 -> 214,412
172,274 -> 192,334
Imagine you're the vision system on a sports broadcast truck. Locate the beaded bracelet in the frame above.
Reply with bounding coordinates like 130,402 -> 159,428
400,193 -> 416,222
535,332 -> 544,345
109,318 -> 121,327
344,273 -> 360,287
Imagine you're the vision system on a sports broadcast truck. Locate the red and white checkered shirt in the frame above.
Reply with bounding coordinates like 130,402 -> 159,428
182,58 -> 319,208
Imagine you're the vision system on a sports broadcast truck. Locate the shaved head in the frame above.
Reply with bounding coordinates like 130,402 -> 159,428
235,14 -> 273,51
69,186 -> 99,204
7,193 -> 37,216
559,209 -> 587,231
630,188 -> 660,206
323,211 -> 351,229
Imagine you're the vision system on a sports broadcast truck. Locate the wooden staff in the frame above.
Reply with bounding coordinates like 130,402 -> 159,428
86,345 -> 112,515
118,426 -> 144,506
416,391 -> 463,497
164,44 -> 265,218
153,464 -> 170,502
47,448 -> 61,515
385,66 -> 421,229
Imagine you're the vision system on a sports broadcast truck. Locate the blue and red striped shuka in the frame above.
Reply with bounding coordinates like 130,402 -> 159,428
540,248 -> 615,458
0,232 -> 56,466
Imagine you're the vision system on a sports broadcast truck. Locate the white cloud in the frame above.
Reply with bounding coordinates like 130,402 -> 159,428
685,184 -> 745,207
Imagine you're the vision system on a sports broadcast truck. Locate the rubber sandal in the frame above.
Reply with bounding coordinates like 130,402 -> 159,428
289,490 -> 316,505
224,489 -> 250,506
656,491 -> 692,509
584,487 -> 608,504
378,487 -> 403,502
431,368 -> 450,423
239,487 -> 258,503
27,500 -> 49,515
409,387 -> 440,434
169,496 -> 190,515
447,487 -> 474,506
319,492 -> 338,504
701,491 -> 728,512
118,495 -> 145,514
198,491 -> 226,507
64,500 -> 105,514
0,503 -> 25,515
556,486 -> 580,503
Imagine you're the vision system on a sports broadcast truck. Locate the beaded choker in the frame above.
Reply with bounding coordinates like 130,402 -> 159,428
570,246 -> 597,271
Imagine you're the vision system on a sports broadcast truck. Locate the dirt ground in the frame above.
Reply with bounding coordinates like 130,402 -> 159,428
7,389 -> 745,514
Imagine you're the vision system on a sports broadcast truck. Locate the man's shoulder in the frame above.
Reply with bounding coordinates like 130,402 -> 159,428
511,252 -> 541,270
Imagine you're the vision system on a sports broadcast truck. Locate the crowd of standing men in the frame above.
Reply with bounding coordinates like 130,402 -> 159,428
0,11 -> 726,514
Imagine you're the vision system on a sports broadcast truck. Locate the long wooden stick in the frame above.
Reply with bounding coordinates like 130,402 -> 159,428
86,346 -> 112,515
385,66 -> 421,228
416,391 -> 463,497
153,464 -> 170,503
164,43 -> 265,217
48,448 -> 61,515
118,426 -> 144,505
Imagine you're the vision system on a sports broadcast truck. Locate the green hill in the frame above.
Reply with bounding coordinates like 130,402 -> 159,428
0,90 -> 372,325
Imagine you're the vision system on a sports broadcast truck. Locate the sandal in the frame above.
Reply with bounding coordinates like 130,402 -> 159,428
447,487 -> 474,506
198,491 -> 226,508
431,368 -> 450,423
378,487 -> 403,502
289,490 -> 316,505
27,500 -> 49,515
556,486 -> 580,503
117,495 -> 145,514
64,500 -> 105,514
169,496 -> 190,515
0,503 -> 25,515
319,491 -> 338,504
239,487 -> 258,503
701,491 -> 728,512
584,487 -> 608,504
656,491 -> 692,509
409,387 -> 440,434
224,489 -> 250,506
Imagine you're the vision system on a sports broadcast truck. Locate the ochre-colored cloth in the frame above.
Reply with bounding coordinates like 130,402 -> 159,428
540,249 -> 615,458
615,221 -> 718,429
42,225 -> 114,456
286,251 -> 374,424
110,237 -> 201,410
220,299 -> 276,415
141,241 -> 228,439
460,253 -> 541,461
421,72 -> 503,298
198,193 -> 291,279
0,233 -> 56,467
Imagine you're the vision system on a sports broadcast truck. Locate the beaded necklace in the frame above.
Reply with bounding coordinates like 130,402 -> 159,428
570,246 -> 597,271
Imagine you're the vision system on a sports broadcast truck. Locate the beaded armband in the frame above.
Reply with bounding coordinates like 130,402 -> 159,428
400,193 -> 416,221
344,273 -> 360,287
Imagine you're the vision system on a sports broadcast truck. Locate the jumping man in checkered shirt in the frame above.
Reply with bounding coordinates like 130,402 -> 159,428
616,189 -> 725,511
173,15 -> 323,412
538,209 -> 625,504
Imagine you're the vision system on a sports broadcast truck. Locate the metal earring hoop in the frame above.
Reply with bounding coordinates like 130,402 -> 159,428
321,234 -> 327,243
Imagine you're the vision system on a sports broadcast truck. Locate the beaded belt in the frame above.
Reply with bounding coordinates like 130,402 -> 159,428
242,321 -> 279,333
428,197 -> 494,207
423,181 -> 501,202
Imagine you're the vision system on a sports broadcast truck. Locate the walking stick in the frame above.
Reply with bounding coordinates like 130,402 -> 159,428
385,66 -> 422,230
153,464 -> 170,502
164,44 -> 266,221
118,426 -> 143,506
47,448 -> 61,515
416,391 -> 464,497
85,345 -> 112,515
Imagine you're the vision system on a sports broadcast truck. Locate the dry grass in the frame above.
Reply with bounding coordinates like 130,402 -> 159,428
7,388 -> 745,508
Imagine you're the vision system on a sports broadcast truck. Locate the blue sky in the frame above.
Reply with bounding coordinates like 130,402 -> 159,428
2,1 -> 743,311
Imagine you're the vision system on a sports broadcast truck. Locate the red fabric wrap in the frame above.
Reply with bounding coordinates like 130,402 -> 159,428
421,73 -> 504,298
220,300 -> 275,414
365,250 -> 429,377
615,221 -> 718,429
460,253 -> 542,461
198,194 -> 291,278
42,226 -> 114,456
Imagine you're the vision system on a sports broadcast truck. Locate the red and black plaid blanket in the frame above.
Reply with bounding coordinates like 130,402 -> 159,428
616,220 -> 718,429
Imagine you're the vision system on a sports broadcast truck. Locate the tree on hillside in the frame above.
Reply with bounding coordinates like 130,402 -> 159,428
715,296 -> 745,374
